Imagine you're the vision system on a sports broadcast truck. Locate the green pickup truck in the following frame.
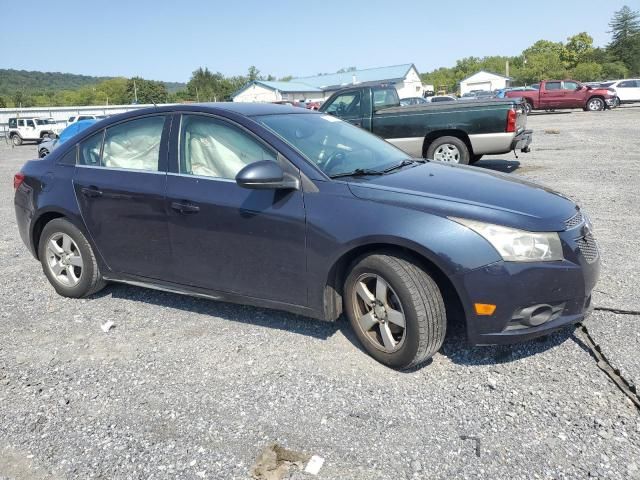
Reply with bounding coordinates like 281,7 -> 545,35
319,85 -> 533,165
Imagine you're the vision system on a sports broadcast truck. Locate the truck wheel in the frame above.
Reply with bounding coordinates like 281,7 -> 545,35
587,97 -> 604,111
344,253 -> 446,369
11,134 -> 23,146
523,101 -> 532,115
426,136 -> 469,165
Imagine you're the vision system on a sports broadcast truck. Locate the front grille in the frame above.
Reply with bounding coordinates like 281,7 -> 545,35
577,233 -> 599,264
565,211 -> 584,229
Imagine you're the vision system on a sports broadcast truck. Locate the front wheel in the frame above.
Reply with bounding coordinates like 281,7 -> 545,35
38,218 -> 106,298
587,97 -> 605,111
612,96 -> 620,108
426,136 -> 470,165
344,253 -> 446,369
39,148 -> 49,158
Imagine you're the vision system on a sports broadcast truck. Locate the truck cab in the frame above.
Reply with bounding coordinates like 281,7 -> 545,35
8,117 -> 63,146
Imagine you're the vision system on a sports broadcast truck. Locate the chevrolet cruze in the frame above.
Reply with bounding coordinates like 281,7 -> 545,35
13,104 -> 600,369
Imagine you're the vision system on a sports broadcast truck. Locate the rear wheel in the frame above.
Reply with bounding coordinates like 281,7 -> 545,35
39,148 -> 49,158
344,253 -> 446,369
426,136 -> 470,165
38,218 -> 106,298
523,101 -> 532,115
11,134 -> 22,146
587,97 -> 604,111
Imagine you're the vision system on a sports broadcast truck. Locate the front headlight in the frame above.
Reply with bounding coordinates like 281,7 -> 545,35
451,217 -> 563,262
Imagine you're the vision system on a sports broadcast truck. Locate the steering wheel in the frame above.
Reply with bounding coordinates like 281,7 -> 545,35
323,151 -> 346,175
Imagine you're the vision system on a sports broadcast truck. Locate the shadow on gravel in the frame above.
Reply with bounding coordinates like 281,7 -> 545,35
529,111 -> 572,115
476,159 -> 521,173
440,321 -> 576,366
93,283 -> 340,340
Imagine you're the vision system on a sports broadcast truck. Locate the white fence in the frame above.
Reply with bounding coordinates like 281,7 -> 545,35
0,103 -> 173,130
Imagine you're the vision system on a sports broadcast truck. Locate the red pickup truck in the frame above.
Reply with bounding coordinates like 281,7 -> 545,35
506,80 -> 615,114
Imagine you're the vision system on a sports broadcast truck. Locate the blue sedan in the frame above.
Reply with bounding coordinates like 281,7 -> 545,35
14,103 -> 599,368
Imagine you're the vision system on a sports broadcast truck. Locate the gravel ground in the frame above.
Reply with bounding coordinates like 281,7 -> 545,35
1,107 -> 639,479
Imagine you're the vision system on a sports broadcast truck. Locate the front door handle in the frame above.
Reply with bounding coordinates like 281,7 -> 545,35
81,186 -> 102,198
171,201 -> 200,214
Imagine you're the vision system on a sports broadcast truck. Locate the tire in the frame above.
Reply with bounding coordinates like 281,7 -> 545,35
470,154 -> 483,164
523,101 -> 532,115
612,96 -> 620,108
39,149 -> 49,158
426,136 -> 470,165
587,97 -> 604,111
11,134 -> 22,146
344,253 -> 446,369
38,218 -> 106,298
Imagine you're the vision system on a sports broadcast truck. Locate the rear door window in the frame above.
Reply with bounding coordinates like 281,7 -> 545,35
79,131 -> 104,166
102,116 -> 165,171
618,80 -> 636,88
545,82 -> 561,90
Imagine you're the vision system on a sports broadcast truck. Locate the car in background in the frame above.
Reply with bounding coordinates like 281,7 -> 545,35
425,95 -> 456,103
602,79 -> 640,106
305,101 -> 323,110
400,97 -> 428,106
320,85 -> 531,165
37,119 -> 97,158
505,80 -> 615,114
8,117 -> 64,146
67,114 -> 99,124
460,90 -> 496,100
14,103 -> 598,369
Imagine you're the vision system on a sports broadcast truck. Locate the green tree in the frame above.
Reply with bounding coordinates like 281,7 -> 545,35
0,96 -> 6,108
608,5 -> 640,75
247,66 -> 260,81
572,62 -> 604,81
126,77 -> 168,104
563,32 -> 594,68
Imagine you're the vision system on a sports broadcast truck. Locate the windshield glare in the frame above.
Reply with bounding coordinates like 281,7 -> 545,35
255,113 -> 410,177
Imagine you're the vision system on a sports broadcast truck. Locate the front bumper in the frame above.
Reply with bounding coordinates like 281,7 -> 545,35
511,129 -> 533,153
454,224 -> 600,345
605,98 -> 616,107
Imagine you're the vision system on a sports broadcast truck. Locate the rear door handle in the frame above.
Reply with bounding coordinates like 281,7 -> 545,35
80,186 -> 102,198
171,201 -> 200,214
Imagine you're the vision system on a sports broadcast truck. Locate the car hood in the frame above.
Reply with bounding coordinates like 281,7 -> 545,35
346,162 -> 579,232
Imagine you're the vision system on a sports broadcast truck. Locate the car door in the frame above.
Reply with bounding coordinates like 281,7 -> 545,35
561,81 -> 582,108
540,81 -> 563,108
323,91 -> 364,126
164,113 -> 307,305
616,80 -> 639,102
73,114 -> 172,279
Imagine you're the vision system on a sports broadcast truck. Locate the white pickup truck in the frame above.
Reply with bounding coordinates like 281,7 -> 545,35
8,117 -> 64,146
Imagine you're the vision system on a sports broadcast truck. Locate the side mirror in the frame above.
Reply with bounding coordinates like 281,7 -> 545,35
235,160 -> 300,190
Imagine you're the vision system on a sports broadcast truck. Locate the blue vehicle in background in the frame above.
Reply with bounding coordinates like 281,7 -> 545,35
37,119 -> 98,158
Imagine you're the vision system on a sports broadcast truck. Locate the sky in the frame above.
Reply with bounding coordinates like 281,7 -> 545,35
2,0 -> 639,83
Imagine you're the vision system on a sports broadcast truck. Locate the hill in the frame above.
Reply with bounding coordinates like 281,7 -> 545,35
0,69 -> 186,99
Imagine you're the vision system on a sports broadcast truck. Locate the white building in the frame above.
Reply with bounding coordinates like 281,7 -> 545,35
459,70 -> 511,95
232,64 -> 426,103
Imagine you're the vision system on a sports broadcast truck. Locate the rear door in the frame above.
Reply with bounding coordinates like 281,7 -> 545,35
73,114 -> 171,279
540,81 -> 563,108
164,113 -> 307,304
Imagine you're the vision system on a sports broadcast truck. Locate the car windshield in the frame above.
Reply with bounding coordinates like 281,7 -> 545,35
255,113 -> 410,177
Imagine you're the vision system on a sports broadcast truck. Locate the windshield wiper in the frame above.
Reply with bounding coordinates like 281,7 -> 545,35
382,159 -> 422,173
329,168 -> 385,179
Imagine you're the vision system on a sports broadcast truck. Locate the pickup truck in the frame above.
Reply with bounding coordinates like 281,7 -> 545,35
8,117 -> 64,146
319,85 -> 532,165
505,80 -> 616,114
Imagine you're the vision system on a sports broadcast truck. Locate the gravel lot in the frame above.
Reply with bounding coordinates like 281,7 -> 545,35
1,106 -> 639,479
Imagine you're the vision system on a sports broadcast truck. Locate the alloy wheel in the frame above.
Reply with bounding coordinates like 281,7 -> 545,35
45,232 -> 84,287
432,143 -> 461,163
588,98 -> 604,111
352,273 -> 406,353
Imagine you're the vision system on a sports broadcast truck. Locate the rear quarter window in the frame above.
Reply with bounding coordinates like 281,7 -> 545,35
58,145 -> 78,165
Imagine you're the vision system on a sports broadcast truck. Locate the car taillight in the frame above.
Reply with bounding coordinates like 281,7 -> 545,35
13,173 -> 25,190
506,108 -> 517,133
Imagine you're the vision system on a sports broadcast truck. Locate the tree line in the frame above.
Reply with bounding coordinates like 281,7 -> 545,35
1,5 -> 638,108
420,6 -> 640,93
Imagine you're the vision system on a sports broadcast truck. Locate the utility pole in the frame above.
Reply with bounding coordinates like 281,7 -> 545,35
196,87 -> 200,102
133,79 -> 138,103
505,60 -> 510,78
